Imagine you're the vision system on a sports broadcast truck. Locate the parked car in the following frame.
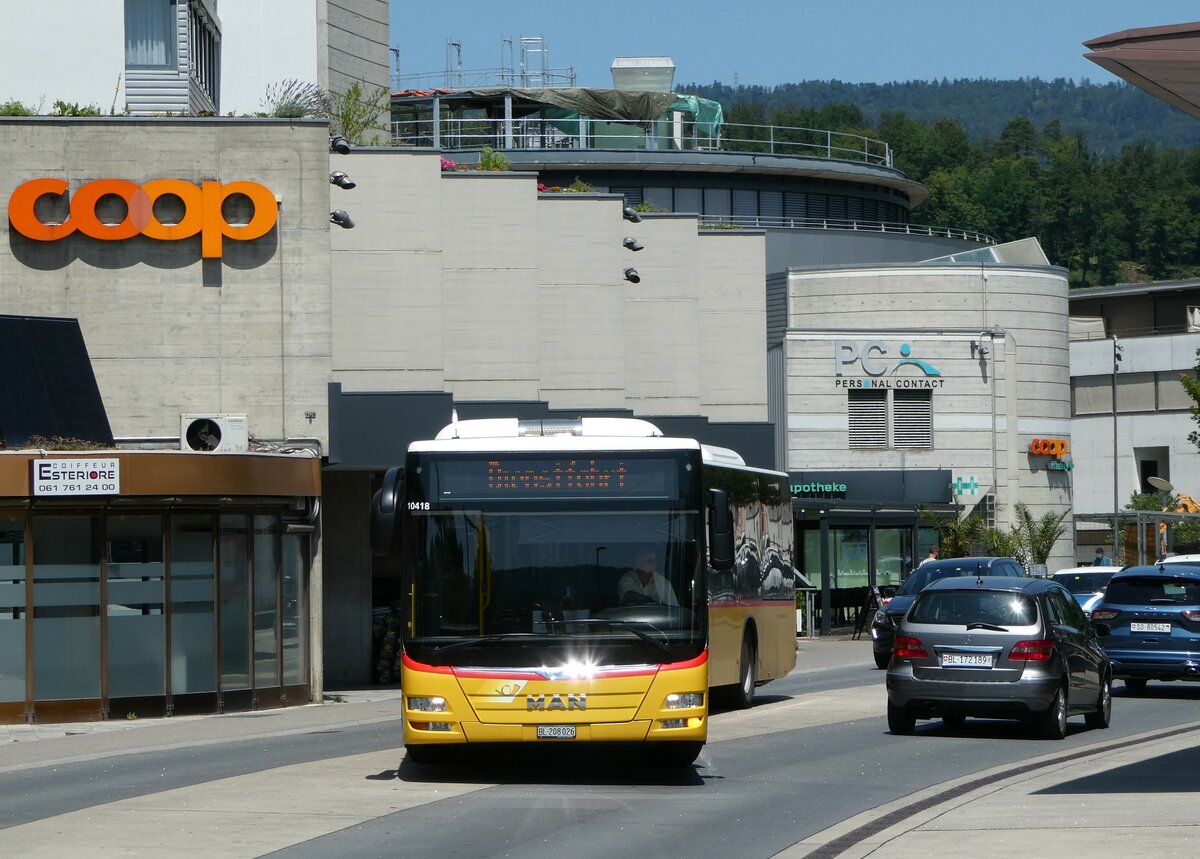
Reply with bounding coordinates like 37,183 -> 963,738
1051,566 -> 1122,618
1091,563 -> 1200,694
1158,554 -> 1200,565
870,557 -> 1026,669
886,576 -> 1112,738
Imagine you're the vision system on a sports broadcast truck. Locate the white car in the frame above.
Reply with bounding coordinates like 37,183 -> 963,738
1051,565 -> 1123,618
1158,554 -> 1200,565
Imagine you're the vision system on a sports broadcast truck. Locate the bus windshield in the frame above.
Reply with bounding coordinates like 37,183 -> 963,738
403,452 -> 704,666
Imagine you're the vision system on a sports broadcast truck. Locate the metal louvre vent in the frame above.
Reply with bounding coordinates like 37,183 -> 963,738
848,390 -> 887,448
893,389 -> 933,448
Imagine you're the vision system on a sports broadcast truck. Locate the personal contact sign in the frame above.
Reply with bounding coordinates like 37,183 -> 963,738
33,458 -> 120,496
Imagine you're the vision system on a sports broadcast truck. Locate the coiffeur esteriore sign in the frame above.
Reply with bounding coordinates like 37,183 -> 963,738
8,178 -> 278,259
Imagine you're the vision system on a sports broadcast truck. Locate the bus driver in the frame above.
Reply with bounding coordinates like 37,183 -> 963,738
618,546 -> 679,606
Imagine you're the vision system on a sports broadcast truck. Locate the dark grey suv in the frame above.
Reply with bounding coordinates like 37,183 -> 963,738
886,576 -> 1112,739
871,557 -> 1026,669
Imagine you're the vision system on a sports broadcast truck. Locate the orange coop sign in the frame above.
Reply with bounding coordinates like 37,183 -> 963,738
8,178 -> 278,259
1029,438 -> 1070,458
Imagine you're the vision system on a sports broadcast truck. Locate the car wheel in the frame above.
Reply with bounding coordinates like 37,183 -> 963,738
1036,685 -> 1068,740
1085,674 -> 1112,730
887,701 -> 915,735
942,713 -> 966,731
873,649 -> 891,670
733,634 -> 757,709
1123,678 -> 1148,695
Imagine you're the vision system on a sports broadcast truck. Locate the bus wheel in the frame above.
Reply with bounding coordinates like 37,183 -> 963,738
649,741 -> 703,767
405,743 -> 450,766
733,634 -> 757,709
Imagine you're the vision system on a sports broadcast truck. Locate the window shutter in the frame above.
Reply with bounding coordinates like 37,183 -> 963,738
848,390 -> 887,448
893,390 -> 933,448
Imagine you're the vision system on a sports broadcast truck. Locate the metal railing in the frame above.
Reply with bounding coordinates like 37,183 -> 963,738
390,116 -> 892,167
697,215 -> 996,244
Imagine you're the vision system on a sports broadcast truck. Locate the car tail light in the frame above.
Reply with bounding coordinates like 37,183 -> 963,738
1090,609 -> 1120,622
1182,610 -> 1200,622
1010,639 -> 1054,661
893,635 -> 928,659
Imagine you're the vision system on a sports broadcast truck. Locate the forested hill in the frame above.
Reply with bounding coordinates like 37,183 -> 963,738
679,78 -> 1200,154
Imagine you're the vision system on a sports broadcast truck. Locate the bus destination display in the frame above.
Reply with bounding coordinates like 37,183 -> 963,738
428,457 -> 678,500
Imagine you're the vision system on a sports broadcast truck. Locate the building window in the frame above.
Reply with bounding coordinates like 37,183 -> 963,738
893,389 -> 933,448
125,0 -> 178,68
848,389 -> 887,448
848,389 -> 932,449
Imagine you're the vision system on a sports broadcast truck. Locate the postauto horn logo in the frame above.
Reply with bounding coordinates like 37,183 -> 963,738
8,178 -> 278,259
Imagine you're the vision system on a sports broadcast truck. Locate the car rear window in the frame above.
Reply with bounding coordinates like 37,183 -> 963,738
908,590 -> 1038,626
1104,576 -> 1200,605
897,562 -> 985,595
1053,573 -> 1113,595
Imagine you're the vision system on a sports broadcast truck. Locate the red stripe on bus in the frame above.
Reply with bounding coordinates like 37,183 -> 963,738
402,652 -> 455,674
659,650 -> 708,671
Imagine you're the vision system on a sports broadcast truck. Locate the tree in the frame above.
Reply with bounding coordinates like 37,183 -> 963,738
920,506 -> 987,558
328,82 -> 392,146
1182,349 -> 1200,451
1013,502 -> 1068,566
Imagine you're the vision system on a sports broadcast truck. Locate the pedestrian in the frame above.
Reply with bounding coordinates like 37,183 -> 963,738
1094,547 -> 1111,566
918,545 -> 940,567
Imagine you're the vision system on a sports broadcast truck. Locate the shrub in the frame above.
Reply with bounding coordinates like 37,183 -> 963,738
478,146 -> 511,171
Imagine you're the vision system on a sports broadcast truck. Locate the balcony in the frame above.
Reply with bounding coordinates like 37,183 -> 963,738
390,115 -> 893,168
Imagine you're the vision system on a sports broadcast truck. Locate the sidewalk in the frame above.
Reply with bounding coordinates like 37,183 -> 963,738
788,719 -> 1200,858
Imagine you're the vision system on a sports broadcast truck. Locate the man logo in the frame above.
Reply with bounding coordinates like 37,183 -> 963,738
8,178 -> 278,259
527,693 -> 587,711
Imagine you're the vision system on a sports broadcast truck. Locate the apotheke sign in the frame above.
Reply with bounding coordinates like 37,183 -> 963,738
33,458 -> 120,496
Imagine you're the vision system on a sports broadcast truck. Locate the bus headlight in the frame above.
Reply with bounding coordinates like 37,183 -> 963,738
408,696 -> 447,712
665,692 -> 704,709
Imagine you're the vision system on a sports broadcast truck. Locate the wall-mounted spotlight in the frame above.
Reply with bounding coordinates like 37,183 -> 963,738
623,267 -> 640,284
622,236 -> 643,252
622,205 -> 642,223
329,133 -> 351,154
971,338 -> 989,358
330,171 -> 356,190
330,210 -> 355,229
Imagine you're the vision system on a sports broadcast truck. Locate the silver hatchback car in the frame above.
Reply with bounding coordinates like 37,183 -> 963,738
886,576 -> 1112,738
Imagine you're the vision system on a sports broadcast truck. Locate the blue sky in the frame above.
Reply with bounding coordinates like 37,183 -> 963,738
389,1 -> 1199,89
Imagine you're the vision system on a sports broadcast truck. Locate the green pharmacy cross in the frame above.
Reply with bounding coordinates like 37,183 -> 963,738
953,476 -> 979,495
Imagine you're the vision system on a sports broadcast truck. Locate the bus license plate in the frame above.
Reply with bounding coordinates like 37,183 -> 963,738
941,653 -> 992,668
537,726 -> 576,739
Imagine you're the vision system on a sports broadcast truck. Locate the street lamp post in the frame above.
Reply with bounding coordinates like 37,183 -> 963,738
1112,336 -> 1123,561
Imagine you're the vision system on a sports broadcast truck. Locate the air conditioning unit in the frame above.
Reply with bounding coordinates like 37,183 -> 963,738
180,414 -> 249,453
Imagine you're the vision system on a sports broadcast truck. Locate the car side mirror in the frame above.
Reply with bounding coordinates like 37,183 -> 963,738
370,466 -> 404,557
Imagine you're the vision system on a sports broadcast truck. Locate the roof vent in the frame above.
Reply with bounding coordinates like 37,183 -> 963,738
611,56 -> 675,92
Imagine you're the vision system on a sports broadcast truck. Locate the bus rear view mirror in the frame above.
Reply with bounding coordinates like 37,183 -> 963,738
708,487 -> 734,570
370,466 -> 404,557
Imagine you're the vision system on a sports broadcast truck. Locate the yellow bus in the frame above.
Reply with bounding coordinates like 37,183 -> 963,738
370,417 -> 797,766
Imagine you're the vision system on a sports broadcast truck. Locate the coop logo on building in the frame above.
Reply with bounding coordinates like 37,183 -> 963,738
7,178 -> 278,259
835,341 -> 942,377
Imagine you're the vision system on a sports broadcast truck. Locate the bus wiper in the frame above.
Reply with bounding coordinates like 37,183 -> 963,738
434,633 -> 546,654
557,618 -> 672,654
965,622 -> 1009,632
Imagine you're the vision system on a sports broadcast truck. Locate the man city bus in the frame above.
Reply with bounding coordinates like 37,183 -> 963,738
370,417 -> 797,766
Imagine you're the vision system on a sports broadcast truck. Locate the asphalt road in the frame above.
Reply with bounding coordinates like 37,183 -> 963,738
3,641 -> 1199,858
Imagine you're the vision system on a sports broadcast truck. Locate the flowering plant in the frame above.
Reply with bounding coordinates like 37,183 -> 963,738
537,182 -> 547,192
440,156 -> 457,171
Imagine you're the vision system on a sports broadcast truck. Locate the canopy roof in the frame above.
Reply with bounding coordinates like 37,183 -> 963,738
1084,22 -> 1200,120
